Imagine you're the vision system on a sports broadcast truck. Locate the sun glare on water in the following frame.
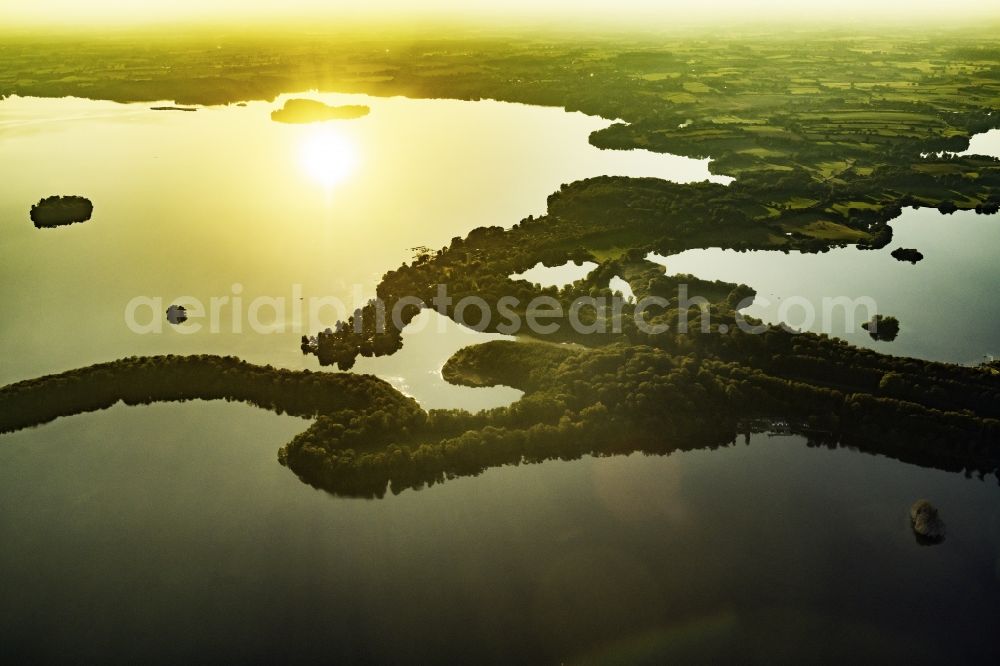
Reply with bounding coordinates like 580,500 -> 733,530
299,127 -> 358,187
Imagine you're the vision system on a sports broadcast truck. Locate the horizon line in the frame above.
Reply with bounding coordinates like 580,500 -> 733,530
4,14 -> 1000,38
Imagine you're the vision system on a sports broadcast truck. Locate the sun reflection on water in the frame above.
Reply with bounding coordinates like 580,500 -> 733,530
298,127 -> 358,187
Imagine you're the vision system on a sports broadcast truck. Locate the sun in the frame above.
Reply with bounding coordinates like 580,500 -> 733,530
298,127 -> 358,187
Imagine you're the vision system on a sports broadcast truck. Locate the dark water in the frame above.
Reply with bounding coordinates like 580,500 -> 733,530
1,402 -> 997,663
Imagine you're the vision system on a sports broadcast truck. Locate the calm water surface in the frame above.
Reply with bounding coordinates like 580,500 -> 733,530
1,404 -> 997,662
1,97 -> 998,662
0,92 -> 725,408
650,207 -> 1000,364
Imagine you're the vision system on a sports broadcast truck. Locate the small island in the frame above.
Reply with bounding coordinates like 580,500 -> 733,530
166,305 -> 188,325
891,247 -> 924,264
863,315 -> 900,341
863,314 -> 900,342
150,105 -> 198,112
910,500 -> 946,545
29,195 -> 93,228
270,98 -> 370,124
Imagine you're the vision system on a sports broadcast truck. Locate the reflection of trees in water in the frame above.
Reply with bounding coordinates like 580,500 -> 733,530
2,347 -> 998,499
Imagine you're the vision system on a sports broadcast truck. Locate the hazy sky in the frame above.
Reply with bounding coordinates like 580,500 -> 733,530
2,0 -> 997,27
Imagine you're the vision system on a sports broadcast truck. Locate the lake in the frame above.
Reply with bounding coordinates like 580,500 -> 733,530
1,95 -> 999,662
649,206 -> 1000,365
0,92 -> 727,409
510,204 -> 1000,364
1,402 -> 997,662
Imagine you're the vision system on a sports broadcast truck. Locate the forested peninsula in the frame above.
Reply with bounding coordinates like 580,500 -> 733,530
2,346 -> 998,498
